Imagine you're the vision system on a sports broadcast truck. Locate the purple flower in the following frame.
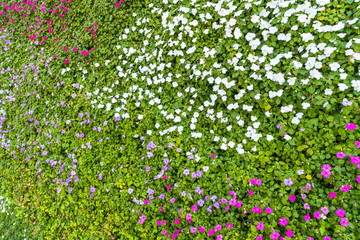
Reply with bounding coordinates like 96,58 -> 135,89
284,178 -> 294,186
89,194 -> 94,198
197,199 -> 204,207
207,205 -> 212,212
183,169 -> 190,175
128,188 -> 133,194
191,172 -> 197,178
197,170 -> 203,178
176,148 -> 182,152
214,202 -> 220,209
90,187 -> 96,192
147,152 -> 154,158
146,166 -> 150,172
168,142 -> 174,148
159,194 -> 165,200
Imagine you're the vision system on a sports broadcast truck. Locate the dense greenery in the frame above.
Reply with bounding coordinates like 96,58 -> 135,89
0,0 -> 360,239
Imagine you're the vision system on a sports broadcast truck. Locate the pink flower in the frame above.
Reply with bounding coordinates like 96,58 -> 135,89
256,179 -> 262,186
301,194 -> 307,199
321,207 -> 329,215
271,231 -> 280,240
346,123 -> 357,130
138,219 -> 144,224
321,170 -> 331,178
199,226 -> 204,232
229,191 -> 234,195
226,223 -> 233,230
190,227 -> 196,233
288,194 -> 296,202
340,218 -> 348,227
340,185 -> 351,192
279,217 -> 288,226
286,229 -> 293,238
216,235 -> 223,240
304,203 -> 310,210
186,213 -> 192,220
225,206 -> 230,211
350,155 -> 360,164
214,225 -> 222,232
257,222 -> 264,230
221,198 -> 228,203
313,211 -> 321,219
229,198 -> 236,206
336,152 -> 346,158
336,209 -> 346,218
322,164 -> 332,171
329,192 -> 336,198
140,215 -> 146,220
191,205 -> 198,212
208,230 -> 214,236
304,213 -> 311,221
170,198 -> 176,203
265,207 -> 273,214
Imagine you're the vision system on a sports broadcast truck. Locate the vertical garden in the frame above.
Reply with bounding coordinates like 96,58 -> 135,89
0,0 -> 360,239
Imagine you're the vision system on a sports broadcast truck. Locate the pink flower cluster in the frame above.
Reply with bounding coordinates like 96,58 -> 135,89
321,164 -> 332,178
249,178 -> 262,186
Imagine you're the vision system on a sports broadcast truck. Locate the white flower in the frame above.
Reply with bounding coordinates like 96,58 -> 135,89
324,88 -> 333,95
138,114 -> 143,120
284,135 -> 292,141
228,141 -> 235,148
351,80 -> 360,92
316,0 -> 330,6
147,130 -> 152,135
94,63 -> 100,67
291,117 -> 300,125
297,170 -> 305,175
220,143 -> 228,150
301,33 -> 314,42
214,136 -> 220,142
329,62 -> 340,71
302,102 -> 310,110
338,83 -> 348,91
203,166 -> 209,172
266,135 -> 274,141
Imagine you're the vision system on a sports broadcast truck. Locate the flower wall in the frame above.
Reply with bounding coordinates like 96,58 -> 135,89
0,0 -> 360,239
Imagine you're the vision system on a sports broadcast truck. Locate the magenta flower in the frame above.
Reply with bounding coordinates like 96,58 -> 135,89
210,153 -> 216,158
257,222 -> 264,230
336,209 -> 346,218
329,192 -> 336,198
236,201 -> 242,208
144,199 -> 149,205
214,225 -> 222,232
313,211 -> 321,219
271,231 -> 280,239
340,218 -> 348,227
257,236 -> 263,240
324,237 -> 331,240
199,226 -> 204,232
265,207 -> 273,214
357,175 -> 360,184
322,164 -> 332,171
216,235 -> 223,240
336,152 -> 346,158
157,220 -> 162,226
279,217 -> 288,226
191,205 -> 198,212
355,141 -> 360,148
256,179 -> 262,186
286,229 -> 293,238
288,194 -> 296,202
170,198 -> 176,203
174,219 -> 180,225
346,123 -> 357,130
226,222 -> 233,230
221,198 -> 228,203
249,190 -> 253,196
340,185 -> 351,192
304,213 -> 311,221
186,213 -> 192,220
208,230 -> 214,236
